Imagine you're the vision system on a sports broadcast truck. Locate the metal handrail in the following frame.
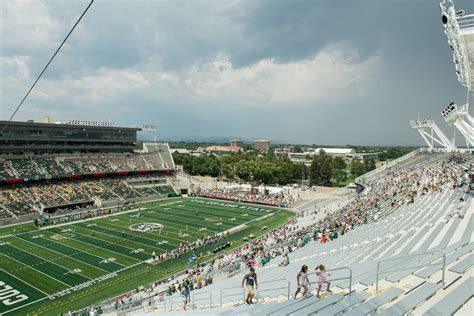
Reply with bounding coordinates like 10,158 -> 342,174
192,291 -> 212,310
307,267 -> 353,295
255,278 -> 291,302
169,295 -> 186,311
152,297 -> 166,312
220,285 -> 245,307
375,250 -> 446,293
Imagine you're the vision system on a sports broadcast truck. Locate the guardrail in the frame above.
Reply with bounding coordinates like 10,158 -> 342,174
220,285 -> 245,307
192,291 -> 212,310
308,267 -> 353,294
169,295 -> 185,311
375,250 -> 446,293
256,278 -> 290,302
220,277 -> 290,307
153,298 -> 166,312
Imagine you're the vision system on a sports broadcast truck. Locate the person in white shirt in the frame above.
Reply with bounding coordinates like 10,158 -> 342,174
315,264 -> 332,298
294,265 -> 310,298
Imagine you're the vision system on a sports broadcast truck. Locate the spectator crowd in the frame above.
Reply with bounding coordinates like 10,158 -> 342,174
91,152 -> 472,314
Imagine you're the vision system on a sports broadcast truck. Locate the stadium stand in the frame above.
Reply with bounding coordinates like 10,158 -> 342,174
107,150 -> 473,316
0,153 -> 171,181
0,175 -> 177,218
0,142 -> 177,221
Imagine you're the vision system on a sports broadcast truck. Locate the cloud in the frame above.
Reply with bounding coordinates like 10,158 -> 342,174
17,44 -> 379,116
0,0 -> 61,54
1,0 -> 471,145
184,47 -> 379,107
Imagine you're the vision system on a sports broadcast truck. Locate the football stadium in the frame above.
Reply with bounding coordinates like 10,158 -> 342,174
0,0 -> 473,316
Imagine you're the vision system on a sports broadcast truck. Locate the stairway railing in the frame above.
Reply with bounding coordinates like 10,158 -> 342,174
375,250 -> 446,293
308,267 -> 353,295
192,291 -> 212,310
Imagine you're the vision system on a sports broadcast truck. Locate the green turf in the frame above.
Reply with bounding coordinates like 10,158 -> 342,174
0,269 -> 47,314
0,197 -> 294,315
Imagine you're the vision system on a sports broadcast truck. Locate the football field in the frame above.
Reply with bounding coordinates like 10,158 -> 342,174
0,197 -> 294,315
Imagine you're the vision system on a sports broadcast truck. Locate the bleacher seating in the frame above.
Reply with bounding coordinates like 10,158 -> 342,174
0,175 -> 178,218
0,150 -> 174,181
125,151 -> 472,316
0,145 -> 177,218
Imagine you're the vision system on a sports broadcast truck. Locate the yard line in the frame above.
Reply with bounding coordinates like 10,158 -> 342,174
0,268 -> 50,296
3,297 -> 49,315
157,205 -> 257,228
35,235 -> 126,268
35,198 -> 182,231
95,219 -> 181,245
5,243 -> 93,281
14,235 -> 113,273
70,224 -> 163,253
107,216 -> 201,244
52,228 -> 150,261
0,254 -> 70,288
104,209 -> 237,243
110,213 -> 215,237
38,229 -> 136,266
75,221 -> 174,246
131,204 -> 238,231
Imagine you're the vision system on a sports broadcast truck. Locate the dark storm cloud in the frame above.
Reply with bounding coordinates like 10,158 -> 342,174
1,0 -> 472,145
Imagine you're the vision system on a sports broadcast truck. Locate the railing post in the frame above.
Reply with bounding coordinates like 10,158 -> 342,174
287,280 -> 290,300
441,253 -> 446,286
210,293 -> 212,308
376,261 -> 381,293
348,267 -> 352,295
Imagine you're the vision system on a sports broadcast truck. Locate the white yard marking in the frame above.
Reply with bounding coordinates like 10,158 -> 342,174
14,236 -> 118,272
0,254 -> 70,288
99,258 -> 116,264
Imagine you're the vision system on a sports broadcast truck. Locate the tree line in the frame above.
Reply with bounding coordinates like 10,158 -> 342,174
173,150 -> 379,187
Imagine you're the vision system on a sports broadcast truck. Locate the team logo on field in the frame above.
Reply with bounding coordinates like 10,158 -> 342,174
129,223 -> 163,232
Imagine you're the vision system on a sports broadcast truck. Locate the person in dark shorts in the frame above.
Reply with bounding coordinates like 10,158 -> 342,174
241,267 -> 258,304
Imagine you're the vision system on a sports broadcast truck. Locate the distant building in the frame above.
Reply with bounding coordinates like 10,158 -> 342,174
205,146 -> 243,153
347,152 -> 382,161
230,139 -> 244,147
274,147 -> 295,157
254,139 -> 270,152
289,152 -> 307,161
304,148 -> 355,158
171,148 -> 191,155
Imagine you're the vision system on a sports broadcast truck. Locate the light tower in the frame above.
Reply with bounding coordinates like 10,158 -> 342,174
439,0 -> 474,147
410,119 -> 455,151
441,102 -> 474,146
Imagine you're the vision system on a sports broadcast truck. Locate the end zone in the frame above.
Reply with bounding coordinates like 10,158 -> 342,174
0,269 -> 48,314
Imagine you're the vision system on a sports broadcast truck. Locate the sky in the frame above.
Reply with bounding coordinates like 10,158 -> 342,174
0,0 -> 473,145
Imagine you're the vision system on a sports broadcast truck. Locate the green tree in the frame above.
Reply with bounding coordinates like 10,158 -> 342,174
293,145 -> 303,153
332,156 -> 346,171
333,168 -> 347,184
309,155 -> 321,186
319,150 -> 333,187
351,159 -> 366,177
